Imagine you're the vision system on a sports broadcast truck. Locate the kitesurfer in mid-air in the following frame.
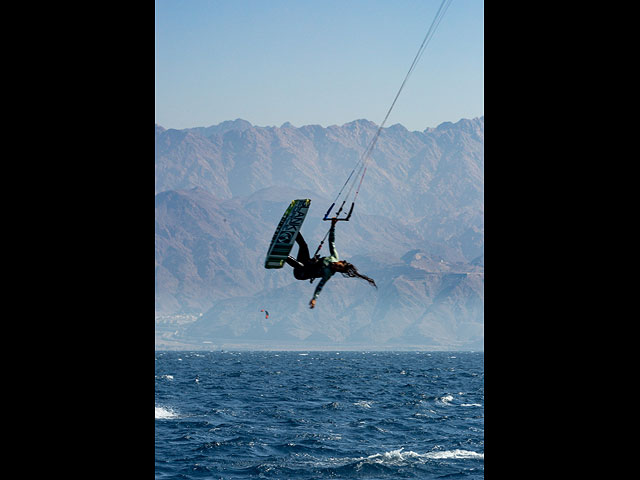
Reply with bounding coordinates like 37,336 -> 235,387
285,218 -> 377,309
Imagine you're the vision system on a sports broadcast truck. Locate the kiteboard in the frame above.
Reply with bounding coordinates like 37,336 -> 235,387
264,199 -> 311,269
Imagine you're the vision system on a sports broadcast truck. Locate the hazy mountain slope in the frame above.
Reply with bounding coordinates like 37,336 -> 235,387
155,117 -> 484,349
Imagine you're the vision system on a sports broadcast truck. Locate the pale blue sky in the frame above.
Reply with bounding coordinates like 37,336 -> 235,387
155,0 -> 483,131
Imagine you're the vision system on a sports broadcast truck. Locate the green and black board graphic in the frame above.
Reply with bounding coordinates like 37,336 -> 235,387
264,199 -> 311,269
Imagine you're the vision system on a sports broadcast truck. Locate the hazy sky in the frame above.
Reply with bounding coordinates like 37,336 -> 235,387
155,0 -> 483,132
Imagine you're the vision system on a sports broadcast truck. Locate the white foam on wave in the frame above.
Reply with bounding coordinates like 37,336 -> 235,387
155,406 -> 178,419
309,448 -> 483,471
363,448 -> 483,464
438,394 -> 455,405
425,449 -> 484,460
366,449 -> 423,463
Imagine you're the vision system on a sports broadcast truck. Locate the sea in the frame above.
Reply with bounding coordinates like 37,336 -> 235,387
155,351 -> 484,479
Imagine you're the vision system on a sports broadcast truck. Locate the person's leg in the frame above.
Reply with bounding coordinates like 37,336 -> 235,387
295,233 -> 310,264
285,256 -> 304,269
289,233 -> 312,279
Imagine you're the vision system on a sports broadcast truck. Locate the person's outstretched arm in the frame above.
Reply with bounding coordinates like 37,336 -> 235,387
310,275 -> 329,308
327,217 -> 339,261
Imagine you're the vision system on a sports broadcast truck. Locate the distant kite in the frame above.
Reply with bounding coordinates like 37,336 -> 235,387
260,309 -> 269,319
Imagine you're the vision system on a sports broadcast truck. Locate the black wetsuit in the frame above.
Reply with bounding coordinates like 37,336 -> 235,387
285,224 -> 338,300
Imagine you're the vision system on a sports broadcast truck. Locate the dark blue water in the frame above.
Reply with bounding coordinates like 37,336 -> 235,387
155,351 -> 483,479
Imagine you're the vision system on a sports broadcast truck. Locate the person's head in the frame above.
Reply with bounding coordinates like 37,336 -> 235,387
329,260 -> 349,272
329,260 -> 377,288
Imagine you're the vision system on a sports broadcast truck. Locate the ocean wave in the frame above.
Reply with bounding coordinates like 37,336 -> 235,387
155,406 -> 178,419
424,449 -> 484,459
241,447 -> 484,477
363,448 -> 483,464
437,394 -> 455,405
303,447 -> 484,475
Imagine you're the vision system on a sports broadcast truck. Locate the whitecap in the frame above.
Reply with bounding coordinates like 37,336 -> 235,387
155,406 -> 178,419
362,448 -> 483,465
438,394 -> 454,405
353,400 -> 372,408
367,448 -> 422,463
425,449 -> 484,460
461,403 -> 482,407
